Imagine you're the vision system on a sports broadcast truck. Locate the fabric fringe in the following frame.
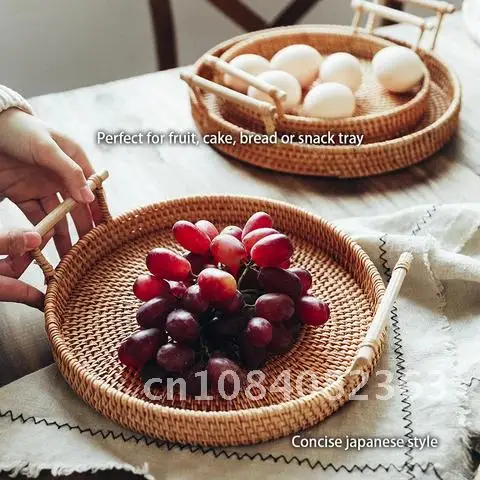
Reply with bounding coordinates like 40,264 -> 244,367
2,461 -> 153,479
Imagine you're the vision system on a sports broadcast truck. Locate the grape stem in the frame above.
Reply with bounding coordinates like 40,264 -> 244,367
237,261 -> 255,290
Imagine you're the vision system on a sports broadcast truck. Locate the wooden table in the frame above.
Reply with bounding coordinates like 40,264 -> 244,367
24,14 -> 478,225
2,12 -> 479,480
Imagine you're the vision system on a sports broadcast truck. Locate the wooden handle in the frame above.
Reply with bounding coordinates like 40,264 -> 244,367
396,0 -> 455,49
35,170 -> 109,237
351,0 -> 454,50
345,252 -> 413,375
32,170 -> 111,281
180,71 -> 277,134
352,0 -> 433,29
397,0 -> 455,14
204,55 -> 287,117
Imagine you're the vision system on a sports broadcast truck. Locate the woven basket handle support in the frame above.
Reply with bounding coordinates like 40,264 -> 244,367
204,55 -> 287,119
31,170 -> 111,281
396,0 -> 455,48
346,252 -> 413,375
351,0 -> 453,50
180,71 -> 278,135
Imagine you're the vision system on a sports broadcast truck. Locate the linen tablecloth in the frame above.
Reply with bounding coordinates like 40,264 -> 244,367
0,203 -> 479,479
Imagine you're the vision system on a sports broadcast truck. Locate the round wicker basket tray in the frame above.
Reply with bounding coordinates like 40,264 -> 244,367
186,30 -> 460,178
39,191 -> 387,447
215,27 -> 431,143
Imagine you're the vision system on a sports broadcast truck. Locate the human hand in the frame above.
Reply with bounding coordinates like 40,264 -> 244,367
0,108 -> 102,308
0,230 -> 45,308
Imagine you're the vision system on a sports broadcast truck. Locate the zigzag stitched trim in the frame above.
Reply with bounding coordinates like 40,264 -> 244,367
377,204 -> 439,480
0,408 -> 444,477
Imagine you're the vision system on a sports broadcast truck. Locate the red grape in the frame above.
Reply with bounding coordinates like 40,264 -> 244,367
210,234 -> 247,273
197,268 -> 237,303
133,274 -> 170,302
166,309 -> 200,343
182,284 -> 209,313
140,360 -> 168,384
172,220 -> 211,254
242,227 -> 278,254
195,220 -> 219,241
184,361 -> 208,396
215,290 -> 244,313
258,267 -> 302,299
118,328 -> 167,369
147,248 -> 191,281
297,296 -> 330,326
268,325 -> 294,354
169,281 -> 188,298
284,314 -> 302,337
255,293 -> 294,323
210,312 -> 248,338
221,225 -> 242,240
251,234 -> 293,268
244,317 -> 273,347
156,343 -> 195,373
184,252 -> 214,275
279,259 -> 291,269
240,342 -> 267,369
136,295 -> 176,329
241,212 -> 273,240
288,267 -> 312,295
207,357 -> 244,395
238,267 -> 260,290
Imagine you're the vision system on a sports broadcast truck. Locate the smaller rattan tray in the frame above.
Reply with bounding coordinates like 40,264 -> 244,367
213,28 -> 430,143
33,174 -> 402,447
182,0 -> 459,178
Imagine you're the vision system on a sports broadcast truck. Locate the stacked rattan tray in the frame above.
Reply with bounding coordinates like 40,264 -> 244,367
35,172 -> 398,447
182,0 -> 460,178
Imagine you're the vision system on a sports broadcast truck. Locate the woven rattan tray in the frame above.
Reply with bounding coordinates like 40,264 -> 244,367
33,175 -> 406,447
182,1 -> 459,178
213,28 -> 430,143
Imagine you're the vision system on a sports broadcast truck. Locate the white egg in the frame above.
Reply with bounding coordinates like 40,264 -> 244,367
372,46 -> 425,93
270,44 -> 323,88
320,52 -> 363,92
302,83 -> 356,119
248,70 -> 302,113
224,54 -> 271,93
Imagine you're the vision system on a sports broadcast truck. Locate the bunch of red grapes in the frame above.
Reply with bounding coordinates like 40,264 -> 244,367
118,211 -> 330,395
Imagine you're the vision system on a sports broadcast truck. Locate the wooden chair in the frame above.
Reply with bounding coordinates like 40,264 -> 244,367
148,0 -> 406,71
149,0 -> 325,70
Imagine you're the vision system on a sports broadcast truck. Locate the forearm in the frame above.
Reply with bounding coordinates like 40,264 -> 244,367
0,85 -> 33,115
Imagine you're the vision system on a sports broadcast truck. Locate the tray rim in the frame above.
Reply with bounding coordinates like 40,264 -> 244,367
44,195 -> 385,445
216,25 -> 431,128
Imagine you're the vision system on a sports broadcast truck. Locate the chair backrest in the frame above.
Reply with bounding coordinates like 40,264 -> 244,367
149,0 -> 409,70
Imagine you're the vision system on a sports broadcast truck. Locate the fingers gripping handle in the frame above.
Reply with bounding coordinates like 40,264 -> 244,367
32,170 -> 111,281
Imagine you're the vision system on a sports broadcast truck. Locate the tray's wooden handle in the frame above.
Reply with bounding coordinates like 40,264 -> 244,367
345,252 -> 413,375
396,0 -> 455,14
396,0 -> 456,49
32,170 -> 111,281
351,0 -> 452,51
180,71 -> 278,135
204,55 -> 287,118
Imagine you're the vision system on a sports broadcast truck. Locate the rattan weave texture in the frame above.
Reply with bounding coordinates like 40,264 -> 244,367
45,196 -> 384,446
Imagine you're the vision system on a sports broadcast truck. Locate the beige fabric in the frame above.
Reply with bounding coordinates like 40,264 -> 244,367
0,199 -> 58,386
0,85 -> 33,115
0,204 -> 478,479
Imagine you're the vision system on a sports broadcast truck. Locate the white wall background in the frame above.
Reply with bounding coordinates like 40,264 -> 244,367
0,0 -> 462,98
